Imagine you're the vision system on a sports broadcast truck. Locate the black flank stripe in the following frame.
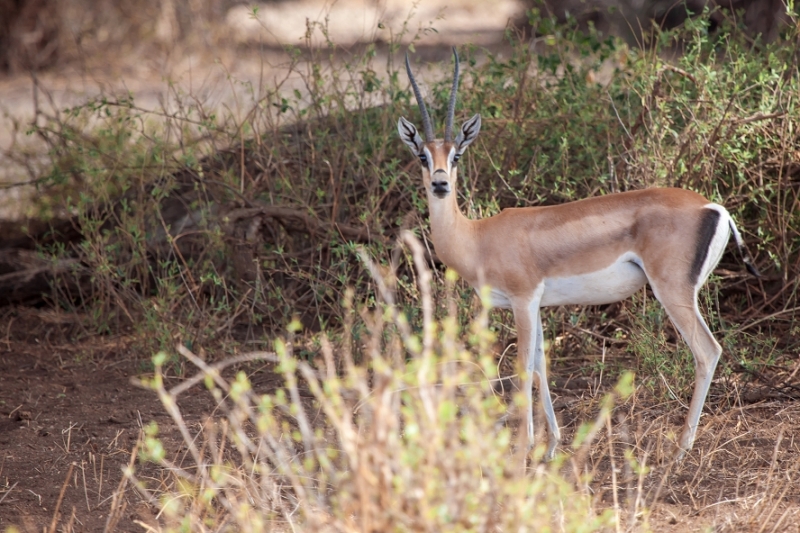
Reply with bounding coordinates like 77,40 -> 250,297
690,208 -> 721,285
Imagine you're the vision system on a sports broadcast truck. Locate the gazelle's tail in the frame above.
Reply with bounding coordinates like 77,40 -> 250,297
728,219 -> 760,278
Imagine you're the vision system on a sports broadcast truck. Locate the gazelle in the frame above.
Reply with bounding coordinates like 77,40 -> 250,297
397,49 -> 758,461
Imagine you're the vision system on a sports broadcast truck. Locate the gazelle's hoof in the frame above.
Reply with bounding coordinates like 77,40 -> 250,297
671,444 -> 690,463
544,441 -> 558,462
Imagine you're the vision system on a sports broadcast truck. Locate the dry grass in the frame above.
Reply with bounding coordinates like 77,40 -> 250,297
120,234 -> 625,531
100,234 -> 800,532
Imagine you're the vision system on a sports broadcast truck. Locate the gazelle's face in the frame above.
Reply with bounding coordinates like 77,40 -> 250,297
417,140 -> 458,199
397,114 -> 481,200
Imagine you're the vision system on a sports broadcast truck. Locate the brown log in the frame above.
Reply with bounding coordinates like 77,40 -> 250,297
0,249 -> 81,305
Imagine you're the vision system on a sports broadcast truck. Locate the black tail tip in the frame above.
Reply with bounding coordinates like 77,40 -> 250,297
744,258 -> 761,278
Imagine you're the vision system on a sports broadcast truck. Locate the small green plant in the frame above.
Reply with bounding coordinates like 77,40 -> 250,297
626,293 -> 695,400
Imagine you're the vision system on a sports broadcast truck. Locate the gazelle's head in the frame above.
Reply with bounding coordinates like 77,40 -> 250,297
398,49 -> 481,200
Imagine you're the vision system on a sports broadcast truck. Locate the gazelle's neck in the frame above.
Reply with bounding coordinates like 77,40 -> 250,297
426,174 -> 477,281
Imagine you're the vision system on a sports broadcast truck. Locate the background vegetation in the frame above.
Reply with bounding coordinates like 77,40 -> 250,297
22,9 -> 799,356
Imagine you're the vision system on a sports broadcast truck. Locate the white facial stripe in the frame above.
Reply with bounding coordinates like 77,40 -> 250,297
422,146 -> 434,174
431,144 -> 454,175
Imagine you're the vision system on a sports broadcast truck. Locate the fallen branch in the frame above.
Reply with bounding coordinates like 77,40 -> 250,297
0,250 -> 82,305
225,204 -> 383,244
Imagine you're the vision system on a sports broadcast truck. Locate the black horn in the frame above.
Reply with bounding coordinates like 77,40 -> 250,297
405,53 -> 435,142
444,47 -> 460,142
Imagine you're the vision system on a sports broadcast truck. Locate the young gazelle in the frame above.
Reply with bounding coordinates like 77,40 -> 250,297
397,49 -> 758,461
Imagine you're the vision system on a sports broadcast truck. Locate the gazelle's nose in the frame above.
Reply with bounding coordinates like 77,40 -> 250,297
431,170 -> 450,198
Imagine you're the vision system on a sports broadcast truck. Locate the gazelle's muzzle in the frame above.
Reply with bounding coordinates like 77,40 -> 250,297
431,169 -> 450,198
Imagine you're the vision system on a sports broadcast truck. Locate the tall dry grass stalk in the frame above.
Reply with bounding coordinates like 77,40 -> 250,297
128,232 -> 637,532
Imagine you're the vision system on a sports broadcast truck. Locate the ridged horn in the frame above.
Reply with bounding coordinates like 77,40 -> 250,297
444,47 -> 460,142
405,52 -> 435,142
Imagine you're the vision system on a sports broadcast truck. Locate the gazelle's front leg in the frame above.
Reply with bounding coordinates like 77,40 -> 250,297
513,286 -> 561,460
512,300 -> 536,455
531,305 -> 561,460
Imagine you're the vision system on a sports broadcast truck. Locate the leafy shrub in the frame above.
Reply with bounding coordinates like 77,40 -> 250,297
18,8 -> 800,379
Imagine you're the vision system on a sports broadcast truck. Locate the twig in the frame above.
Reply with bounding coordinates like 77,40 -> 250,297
0,481 -> 18,505
166,348 -> 279,397
48,462 -> 75,533
733,111 -> 786,126
734,305 -> 800,332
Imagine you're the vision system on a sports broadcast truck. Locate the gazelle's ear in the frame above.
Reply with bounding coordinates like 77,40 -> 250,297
454,114 -> 481,154
398,117 -> 424,153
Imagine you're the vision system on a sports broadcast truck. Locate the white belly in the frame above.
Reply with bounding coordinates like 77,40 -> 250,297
541,254 -> 647,306
486,252 -> 648,309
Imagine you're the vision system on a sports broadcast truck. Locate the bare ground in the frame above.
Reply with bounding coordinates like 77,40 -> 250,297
1,311 -> 798,531
0,312 -> 287,531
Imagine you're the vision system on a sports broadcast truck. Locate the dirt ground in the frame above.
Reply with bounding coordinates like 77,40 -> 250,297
0,312 -> 289,531
0,314 -> 190,531
1,310 -> 799,531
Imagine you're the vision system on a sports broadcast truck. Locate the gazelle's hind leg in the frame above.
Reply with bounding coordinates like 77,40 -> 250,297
654,287 -> 722,459
647,206 -> 730,459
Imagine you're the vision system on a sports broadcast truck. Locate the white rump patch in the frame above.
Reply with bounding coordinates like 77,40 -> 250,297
698,203 -> 733,288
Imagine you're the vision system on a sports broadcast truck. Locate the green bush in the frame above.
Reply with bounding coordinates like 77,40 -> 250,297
24,8 -> 800,380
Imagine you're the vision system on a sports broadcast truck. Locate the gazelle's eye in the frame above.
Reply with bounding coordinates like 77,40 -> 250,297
453,153 -> 461,164
419,153 -> 428,165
